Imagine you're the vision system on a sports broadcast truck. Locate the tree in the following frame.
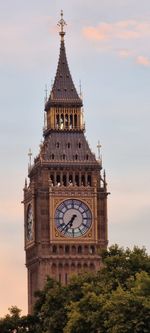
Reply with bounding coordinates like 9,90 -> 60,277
63,246 -> 150,333
0,306 -> 36,333
1,245 -> 150,332
104,273 -> 150,333
34,278 -> 68,333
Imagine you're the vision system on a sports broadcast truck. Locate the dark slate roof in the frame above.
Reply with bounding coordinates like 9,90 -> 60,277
41,132 -> 97,164
45,40 -> 83,110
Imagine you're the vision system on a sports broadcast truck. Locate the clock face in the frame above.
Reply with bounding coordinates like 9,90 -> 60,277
55,199 -> 92,238
26,204 -> 33,241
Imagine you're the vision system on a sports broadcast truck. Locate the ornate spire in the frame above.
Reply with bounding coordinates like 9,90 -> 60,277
45,11 -> 82,110
57,10 -> 67,41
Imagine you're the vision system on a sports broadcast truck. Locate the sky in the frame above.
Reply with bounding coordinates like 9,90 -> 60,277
0,0 -> 150,316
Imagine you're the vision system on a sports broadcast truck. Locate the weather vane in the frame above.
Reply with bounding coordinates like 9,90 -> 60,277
57,10 -> 67,39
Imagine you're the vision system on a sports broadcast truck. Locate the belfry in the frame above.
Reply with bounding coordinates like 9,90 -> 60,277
23,11 -> 108,314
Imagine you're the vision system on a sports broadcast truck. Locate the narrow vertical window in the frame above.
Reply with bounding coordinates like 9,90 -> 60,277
63,174 -> 67,186
75,174 -> 79,186
65,114 -> 68,128
60,114 -> 64,129
56,114 -> 59,129
59,274 -> 61,283
81,175 -> 85,186
74,114 -> 77,128
65,273 -> 68,285
70,114 -> 73,129
87,175 -> 91,186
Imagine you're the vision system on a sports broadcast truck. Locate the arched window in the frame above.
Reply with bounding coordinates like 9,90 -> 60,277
65,114 -> 68,128
89,246 -> 95,254
87,175 -> 91,186
59,246 -> 63,254
69,174 -> 73,185
65,245 -> 69,254
81,175 -> 85,186
74,114 -> 77,128
75,174 -> 79,186
52,154 -> 54,160
83,263 -> 88,270
72,246 -> 76,254
78,142 -> 81,148
56,114 -> 59,128
84,246 -> 88,254
56,174 -> 60,186
50,174 -> 54,185
60,114 -> 64,129
78,246 -> 82,254
70,114 -> 73,129
65,273 -> 68,285
90,263 -> 95,271
63,174 -> 67,186
59,274 -> 62,283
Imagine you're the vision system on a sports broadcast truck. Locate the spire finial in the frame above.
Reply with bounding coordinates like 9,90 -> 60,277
57,10 -> 67,40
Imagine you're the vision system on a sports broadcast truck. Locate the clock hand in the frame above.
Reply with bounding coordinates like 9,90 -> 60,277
62,214 -> 77,232
69,214 -> 77,227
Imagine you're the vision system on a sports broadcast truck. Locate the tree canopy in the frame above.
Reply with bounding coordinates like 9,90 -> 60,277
1,245 -> 150,332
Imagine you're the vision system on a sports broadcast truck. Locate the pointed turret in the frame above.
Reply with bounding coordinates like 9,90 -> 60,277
45,11 -> 82,110
44,11 -> 84,134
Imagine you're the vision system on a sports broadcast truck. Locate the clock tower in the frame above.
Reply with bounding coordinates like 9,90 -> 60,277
23,12 -> 108,314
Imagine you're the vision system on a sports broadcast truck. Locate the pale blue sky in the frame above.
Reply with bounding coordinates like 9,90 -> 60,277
0,0 -> 150,315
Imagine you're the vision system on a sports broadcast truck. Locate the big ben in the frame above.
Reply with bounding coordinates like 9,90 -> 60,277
23,12 -> 108,314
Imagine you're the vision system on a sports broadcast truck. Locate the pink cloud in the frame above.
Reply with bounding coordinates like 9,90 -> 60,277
83,20 -> 150,41
136,55 -> 150,66
83,23 -> 112,41
83,20 -> 150,66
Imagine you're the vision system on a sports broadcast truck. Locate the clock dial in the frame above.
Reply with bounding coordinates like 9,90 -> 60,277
55,199 -> 92,238
26,204 -> 33,241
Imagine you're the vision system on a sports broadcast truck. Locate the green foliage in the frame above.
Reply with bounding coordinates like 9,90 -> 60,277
0,306 -> 36,333
104,283 -> 150,333
1,245 -> 150,332
34,278 -> 68,333
101,245 -> 150,290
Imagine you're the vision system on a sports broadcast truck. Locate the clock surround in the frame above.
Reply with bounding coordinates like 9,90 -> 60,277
55,199 -> 92,238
